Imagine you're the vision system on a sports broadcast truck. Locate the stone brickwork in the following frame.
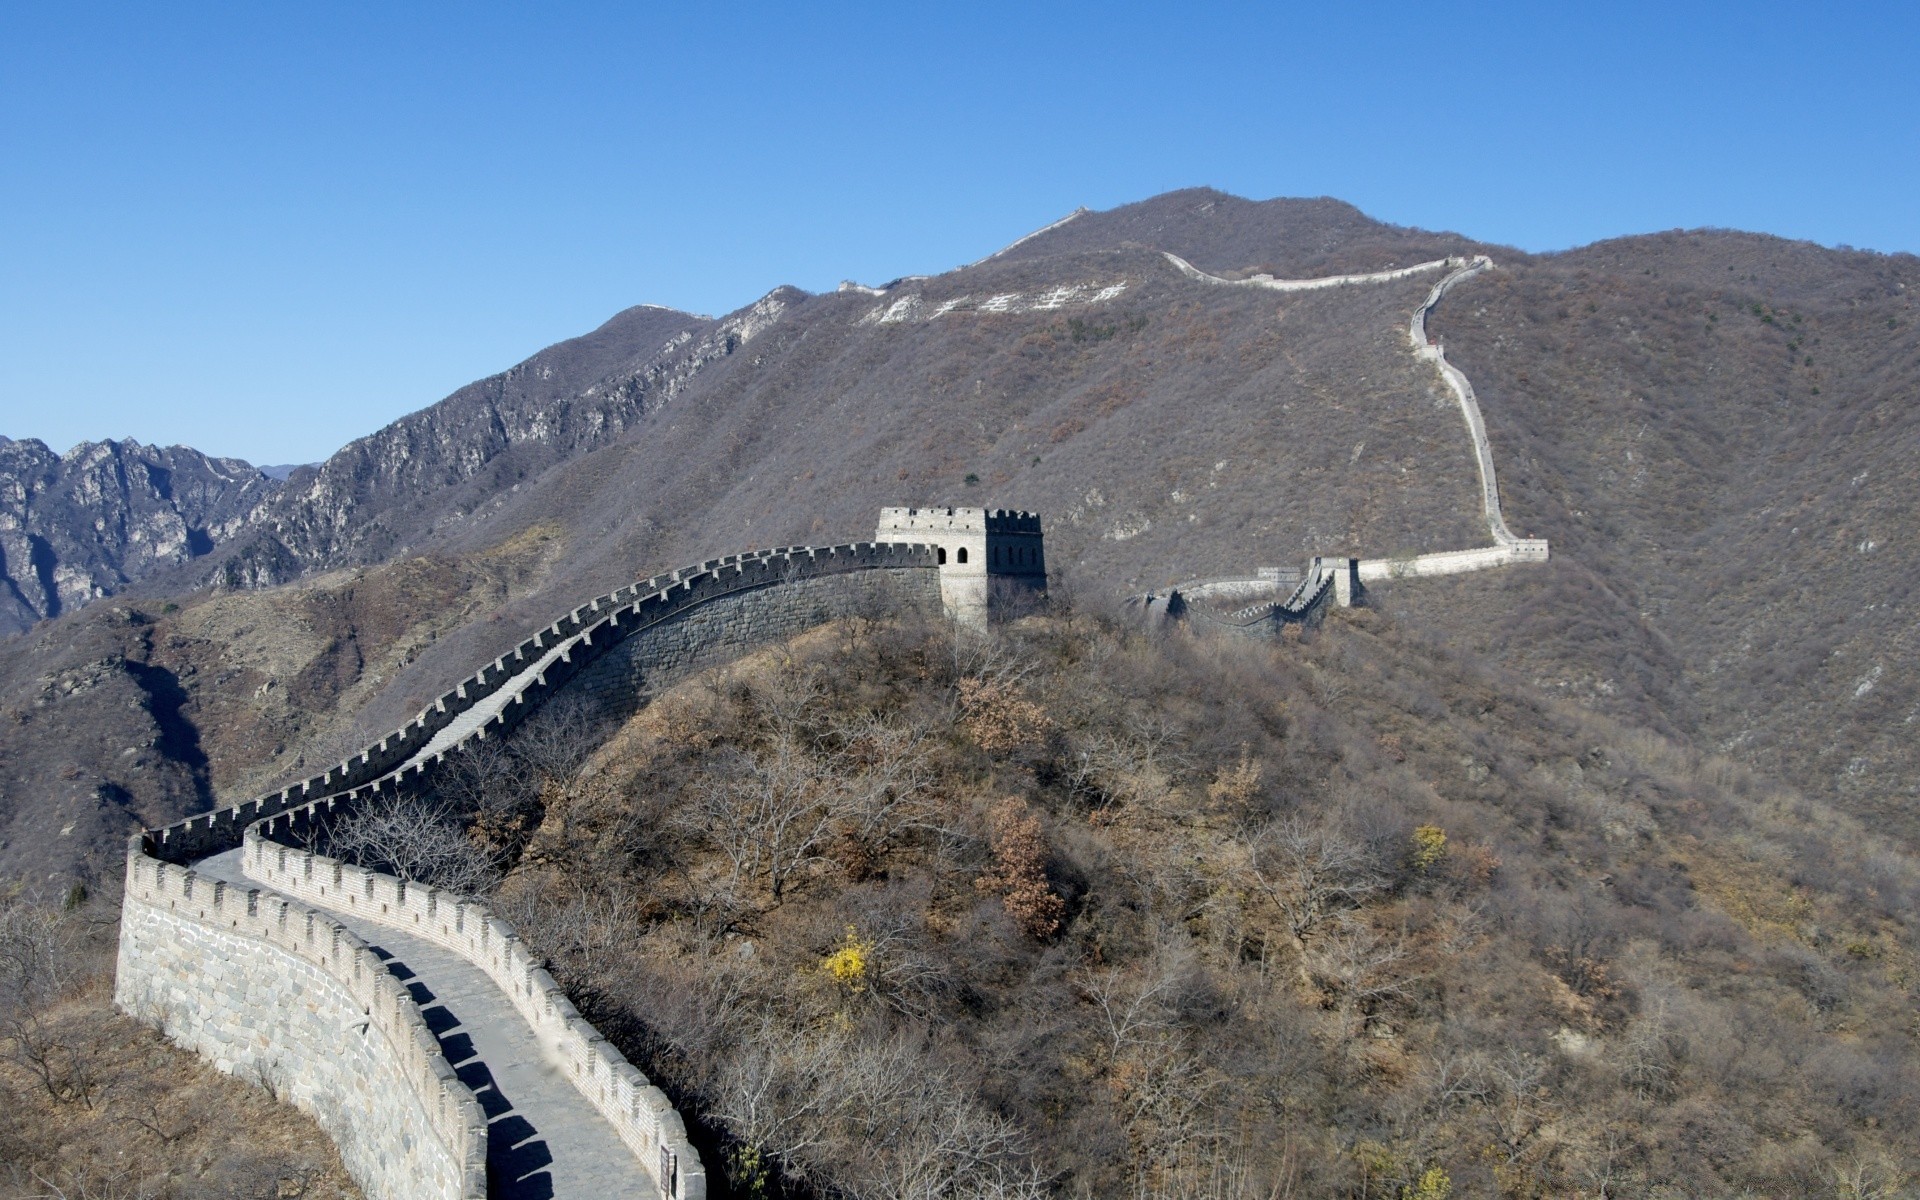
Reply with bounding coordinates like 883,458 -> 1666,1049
143,540 -> 942,867
115,842 -> 487,1200
1131,556 -> 1350,637
563,563 -> 942,726
239,827 -> 705,1200
874,507 -> 1045,625
1357,541 -> 1550,582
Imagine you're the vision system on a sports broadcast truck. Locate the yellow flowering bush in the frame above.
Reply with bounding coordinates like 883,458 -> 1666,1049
821,926 -> 873,991
1412,825 -> 1448,872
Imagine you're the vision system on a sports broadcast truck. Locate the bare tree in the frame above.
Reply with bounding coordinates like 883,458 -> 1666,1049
1077,956 -> 1182,1065
1302,916 -> 1413,1036
1241,816 -> 1385,963
715,1023 -> 1048,1200
0,894 -> 74,1012
692,740 -> 846,902
831,711 -> 939,841
1485,1048 -> 1550,1167
511,694 -> 605,787
433,732 -> 531,817
324,792 -> 499,896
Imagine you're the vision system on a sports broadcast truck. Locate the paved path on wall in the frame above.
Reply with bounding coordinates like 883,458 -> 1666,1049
412,632 -> 585,764
1408,256 -> 1520,546
197,850 -> 658,1200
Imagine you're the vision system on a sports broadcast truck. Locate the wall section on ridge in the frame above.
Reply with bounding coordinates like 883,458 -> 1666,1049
143,542 -> 942,866
114,844 -> 487,1200
561,561 -> 942,725
119,537 -> 945,1200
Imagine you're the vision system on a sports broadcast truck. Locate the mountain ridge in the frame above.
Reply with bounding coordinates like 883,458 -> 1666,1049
3,188 -> 1919,886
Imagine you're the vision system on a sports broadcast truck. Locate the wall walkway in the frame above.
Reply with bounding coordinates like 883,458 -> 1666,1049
197,847 -> 661,1199
116,843 -> 489,1200
1161,251 -> 1459,293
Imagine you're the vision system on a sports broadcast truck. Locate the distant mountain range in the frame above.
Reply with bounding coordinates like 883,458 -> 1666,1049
0,435 -> 275,634
1,187 -> 1916,883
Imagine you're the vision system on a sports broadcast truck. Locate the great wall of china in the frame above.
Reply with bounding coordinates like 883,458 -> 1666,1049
1133,254 -> 1547,633
115,249 -> 1546,1199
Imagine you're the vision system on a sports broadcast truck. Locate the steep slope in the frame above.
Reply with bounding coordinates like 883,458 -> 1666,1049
1421,231 -> 1920,836
0,437 -> 275,636
0,302 -> 729,630
205,300 -> 735,587
332,245 -> 1496,742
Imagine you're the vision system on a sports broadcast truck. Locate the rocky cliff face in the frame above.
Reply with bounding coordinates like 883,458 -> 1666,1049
0,437 -> 277,636
0,297 -> 753,629
205,298 -> 761,588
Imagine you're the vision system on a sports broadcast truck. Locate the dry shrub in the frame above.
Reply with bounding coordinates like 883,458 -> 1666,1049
975,799 -> 1064,939
1205,745 -> 1263,815
957,676 -> 1052,752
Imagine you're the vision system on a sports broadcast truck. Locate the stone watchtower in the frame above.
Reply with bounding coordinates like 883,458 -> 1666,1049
875,506 -> 1046,625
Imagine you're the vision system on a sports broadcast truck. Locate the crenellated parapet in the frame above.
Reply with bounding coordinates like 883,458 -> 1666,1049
116,837 -> 488,1200
875,506 -> 1046,625
240,826 -> 705,1200
143,538 -> 943,866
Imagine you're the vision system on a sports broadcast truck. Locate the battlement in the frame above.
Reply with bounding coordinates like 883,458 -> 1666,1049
240,826 -> 703,1200
116,839 -> 488,1198
115,509 -> 1027,1199
876,506 -> 1044,535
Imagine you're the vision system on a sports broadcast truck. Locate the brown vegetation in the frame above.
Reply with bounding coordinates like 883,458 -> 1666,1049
451,603 -> 1920,1198
0,886 -> 361,1200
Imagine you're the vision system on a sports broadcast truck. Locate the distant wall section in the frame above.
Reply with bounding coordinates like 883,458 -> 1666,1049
1357,541 -> 1549,582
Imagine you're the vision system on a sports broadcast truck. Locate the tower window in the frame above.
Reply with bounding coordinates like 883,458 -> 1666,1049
957,547 -> 969,564
938,547 -> 947,564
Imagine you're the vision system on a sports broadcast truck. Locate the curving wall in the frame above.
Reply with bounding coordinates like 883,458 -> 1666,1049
240,826 -> 705,1200
1161,251 -> 1460,293
143,542 -> 940,866
1406,256 -> 1524,547
1136,252 -> 1547,635
118,537 -> 946,1200
115,840 -> 488,1200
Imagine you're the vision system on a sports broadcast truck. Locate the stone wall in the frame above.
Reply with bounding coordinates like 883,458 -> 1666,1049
873,507 -> 1044,625
563,562 -> 942,726
1357,541 -> 1550,583
1161,251 -> 1460,293
115,842 -> 487,1200
239,827 -> 708,1200
1405,256 -> 1533,549
144,541 -> 941,865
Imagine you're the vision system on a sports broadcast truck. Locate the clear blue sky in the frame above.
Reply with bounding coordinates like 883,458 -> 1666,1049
3,1 -> 1914,465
